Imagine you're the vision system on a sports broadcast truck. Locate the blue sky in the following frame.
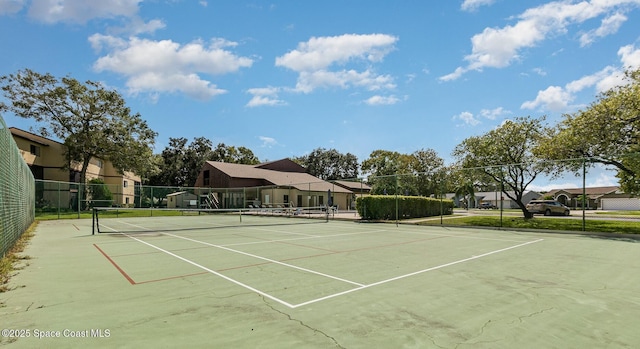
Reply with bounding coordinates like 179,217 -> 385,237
1,0 -> 640,188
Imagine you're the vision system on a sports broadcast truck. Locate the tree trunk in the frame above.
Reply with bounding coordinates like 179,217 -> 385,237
79,156 -> 92,210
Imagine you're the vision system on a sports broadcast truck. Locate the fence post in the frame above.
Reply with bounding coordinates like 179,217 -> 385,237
582,157 -> 586,232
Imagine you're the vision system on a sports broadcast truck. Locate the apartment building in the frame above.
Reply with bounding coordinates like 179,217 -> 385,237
9,127 -> 140,207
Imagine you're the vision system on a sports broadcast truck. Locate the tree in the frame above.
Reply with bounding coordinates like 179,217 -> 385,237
148,137 -> 209,187
294,148 -> 359,180
361,150 -> 403,195
361,149 -> 445,196
0,69 -> 157,184
87,178 -> 113,207
210,143 -> 260,165
407,148 -> 445,197
538,68 -> 640,194
452,116 -> 554,218
148,138 -> 261,187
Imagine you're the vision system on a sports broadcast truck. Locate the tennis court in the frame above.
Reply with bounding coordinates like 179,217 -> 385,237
3,212 -> 640,348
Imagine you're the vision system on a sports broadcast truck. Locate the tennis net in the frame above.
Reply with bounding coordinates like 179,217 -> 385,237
91,206 -> 331,234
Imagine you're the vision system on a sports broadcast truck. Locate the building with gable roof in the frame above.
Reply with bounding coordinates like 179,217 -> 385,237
195,159 -> 354,209
10,127 -> 140,207
543,186 -> 623,209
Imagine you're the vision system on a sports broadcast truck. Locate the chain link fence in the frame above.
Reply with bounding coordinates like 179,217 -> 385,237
32,157 -> 640,234
0,115 -> 35,257
34,179 -> 368,218
360,159 -> 640,233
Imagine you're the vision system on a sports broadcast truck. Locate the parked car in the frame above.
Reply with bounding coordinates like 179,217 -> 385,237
525,200 -> 570,216
479,202 -> 496,209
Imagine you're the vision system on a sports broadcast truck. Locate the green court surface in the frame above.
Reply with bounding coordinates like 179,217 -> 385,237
2,214 -> 640,348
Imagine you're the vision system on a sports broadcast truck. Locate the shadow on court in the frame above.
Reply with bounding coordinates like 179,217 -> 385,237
2,217 -> 640,348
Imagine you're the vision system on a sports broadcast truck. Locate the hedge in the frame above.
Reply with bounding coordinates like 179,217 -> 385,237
356,195 -> 454,220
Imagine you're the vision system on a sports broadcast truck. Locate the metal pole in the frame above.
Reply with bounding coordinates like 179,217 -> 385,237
395,173 -> 399,227
57,181 -> 61,219
500,166 -> 504,228
582,157 -> 586,231
439,178 -> 443,225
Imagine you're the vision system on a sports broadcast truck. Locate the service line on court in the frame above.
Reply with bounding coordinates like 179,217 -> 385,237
163,232 -> 365,287
291,238 -> 544,308
99,220 -> 543,309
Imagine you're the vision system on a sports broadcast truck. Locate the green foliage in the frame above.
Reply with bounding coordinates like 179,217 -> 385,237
452,116 -> 553,218
293,147 -> 359,180
211,142 -> 260,165
361,148 -> 444,196
418,215 -> 640,234
0,69 -> 157,183
538,68 -> 640,194
147,138 -> 260,187
87,178 -> 112,207
356,195 -> 453,220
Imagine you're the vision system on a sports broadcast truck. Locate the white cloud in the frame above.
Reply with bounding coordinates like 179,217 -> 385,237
27,0 -> 141,24
295,69 -> 395,93
532,67 -> 547,76
454,111 -> 480,126
0,0 -> 24,14
529,181 -> 579,192
521,85 -> 574,112
259,136 -> 278,148
442,0 -> 640,81
480,107 -> 509,120
439,67 -> 467,82
276,33 -> 398,93
246,87 -> 287,107
461,0 -> 497,12
365,95 -> 400,106
92,36 -> 253,100
619,43 -> 640,68
126,18 -> 166,35
588,172 -> 619,187
579,12 -> 627,47
522,43 -> 640,112
276,33 -> 397,71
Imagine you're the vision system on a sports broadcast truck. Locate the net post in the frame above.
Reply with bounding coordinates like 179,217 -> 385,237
92,208 -> 97,235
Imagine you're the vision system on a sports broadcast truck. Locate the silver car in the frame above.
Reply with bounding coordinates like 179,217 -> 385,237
526,200 -> 570,216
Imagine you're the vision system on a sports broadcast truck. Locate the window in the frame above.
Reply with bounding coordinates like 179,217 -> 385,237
283,195 -> 289,205
123,180 -> 128,188
30,144 -> 40,156
96,159 -> 103,168
203,170 -> 210,186
125,197 -> 130,204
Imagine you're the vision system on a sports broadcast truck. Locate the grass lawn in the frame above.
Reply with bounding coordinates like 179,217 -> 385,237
418,215 -> 640,235
36,208 -> 193,220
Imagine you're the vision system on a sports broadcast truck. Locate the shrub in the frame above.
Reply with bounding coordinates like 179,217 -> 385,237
87,178 -> 113,207
356,195 -> 453,220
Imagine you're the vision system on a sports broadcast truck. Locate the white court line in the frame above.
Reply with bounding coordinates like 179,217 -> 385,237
124,233 -> 296,308
398,228 -> 535,243
290,238 -> 544,308
163,232 -> 365,287
101,220 -> 543,308
107,220 -> 364,287
219,229 -> 390,247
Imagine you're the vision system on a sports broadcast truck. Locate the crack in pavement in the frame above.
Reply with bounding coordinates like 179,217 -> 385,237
260,295 -> 345,349
517,307 -> 554,323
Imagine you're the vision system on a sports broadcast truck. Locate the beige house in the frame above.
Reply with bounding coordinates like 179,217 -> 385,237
332,180 -> 372,209
10,127 -> 140,207
166,191 -> 198,208
544,186 -> 621,209
194,159 -> 354,210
